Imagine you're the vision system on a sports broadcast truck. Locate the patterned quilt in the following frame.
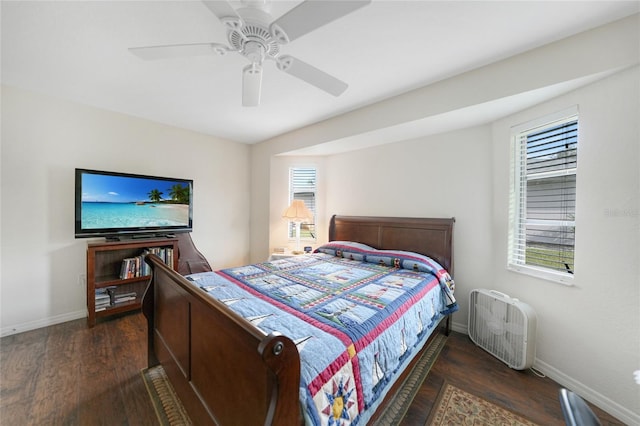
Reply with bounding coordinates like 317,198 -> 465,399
186,242 -> 458,426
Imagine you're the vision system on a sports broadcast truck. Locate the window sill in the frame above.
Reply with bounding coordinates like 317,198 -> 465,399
287,238 -> 317,243
508,264 -> 574,286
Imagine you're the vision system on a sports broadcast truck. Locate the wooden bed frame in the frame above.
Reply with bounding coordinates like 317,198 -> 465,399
142,215 -> 454,425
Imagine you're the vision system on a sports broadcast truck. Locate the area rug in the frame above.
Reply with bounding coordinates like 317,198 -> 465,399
426,382 -> 540,426
141,365 -> 192,426
373,332 -> 448,426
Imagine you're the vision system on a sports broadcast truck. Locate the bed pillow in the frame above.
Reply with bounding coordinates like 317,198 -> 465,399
314,241 -> 376,261
314,244 -> 456,305
365,249 -> 456,300
365,249 -> 443,273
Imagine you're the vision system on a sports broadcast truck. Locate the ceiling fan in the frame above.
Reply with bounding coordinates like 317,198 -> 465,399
129,0 -> 371,106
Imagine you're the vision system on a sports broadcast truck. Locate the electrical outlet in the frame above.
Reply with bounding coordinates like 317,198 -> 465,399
78,273 -> 86,288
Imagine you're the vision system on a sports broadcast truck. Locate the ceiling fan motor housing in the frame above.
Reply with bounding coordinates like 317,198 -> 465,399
229,8 -> 281,63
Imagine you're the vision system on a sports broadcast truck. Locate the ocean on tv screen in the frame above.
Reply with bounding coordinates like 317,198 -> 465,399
81,202 -> 189,229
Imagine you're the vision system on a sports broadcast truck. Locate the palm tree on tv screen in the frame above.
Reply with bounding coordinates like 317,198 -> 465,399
168,184 -> 189,204
148,189 -> 163,203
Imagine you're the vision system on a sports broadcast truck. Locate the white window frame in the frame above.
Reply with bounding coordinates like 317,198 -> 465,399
287,167 -> 317,241
508,106 -> 578,285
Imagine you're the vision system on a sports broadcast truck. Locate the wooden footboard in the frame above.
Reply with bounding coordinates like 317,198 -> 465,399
142,254 -> 301,425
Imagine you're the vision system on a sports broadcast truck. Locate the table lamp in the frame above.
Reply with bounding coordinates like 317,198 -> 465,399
282,200 -> 313,254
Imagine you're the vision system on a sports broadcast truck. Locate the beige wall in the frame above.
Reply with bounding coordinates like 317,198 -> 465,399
0,85 -> 251,334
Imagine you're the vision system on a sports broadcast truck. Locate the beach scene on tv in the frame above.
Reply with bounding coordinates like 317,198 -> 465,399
81,173 -> 191,229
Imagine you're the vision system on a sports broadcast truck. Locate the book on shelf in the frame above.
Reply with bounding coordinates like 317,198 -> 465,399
119,247 -> 174,279
95,295 -> 110,305
143,246 -> 174,269
95,300 -> 111,311
95,291 -> 110,300
114,291 -> 137,302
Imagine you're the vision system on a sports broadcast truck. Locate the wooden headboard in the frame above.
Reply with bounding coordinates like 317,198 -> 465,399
329,215 -> 455,275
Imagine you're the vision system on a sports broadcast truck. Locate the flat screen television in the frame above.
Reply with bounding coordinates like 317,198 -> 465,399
75,168 -> 193,239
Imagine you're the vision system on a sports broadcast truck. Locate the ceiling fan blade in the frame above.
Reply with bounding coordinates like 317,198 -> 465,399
270,0 -> 371,44
129,43 -> 230,60
202,0 -> 243,30
276,55 -> 347,97
242,64 -> 263,107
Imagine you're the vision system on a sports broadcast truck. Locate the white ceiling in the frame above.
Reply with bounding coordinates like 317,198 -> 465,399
2,1 -> 638,145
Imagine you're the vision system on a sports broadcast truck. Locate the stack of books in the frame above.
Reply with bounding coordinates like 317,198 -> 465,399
94,286 -> 137,311
95,287 -> 113,311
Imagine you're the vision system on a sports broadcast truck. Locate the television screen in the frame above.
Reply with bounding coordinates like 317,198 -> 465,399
75,168 -> 193,239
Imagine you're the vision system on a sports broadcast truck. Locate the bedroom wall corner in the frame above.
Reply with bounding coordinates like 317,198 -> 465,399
0,85 -> 250,336
490,66 -> 640,424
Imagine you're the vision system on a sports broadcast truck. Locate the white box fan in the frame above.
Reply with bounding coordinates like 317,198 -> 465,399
468,289 -> 537,370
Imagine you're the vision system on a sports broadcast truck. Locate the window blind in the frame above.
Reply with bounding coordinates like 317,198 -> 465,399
289,167 -> 316,239
510,116 -> 578,275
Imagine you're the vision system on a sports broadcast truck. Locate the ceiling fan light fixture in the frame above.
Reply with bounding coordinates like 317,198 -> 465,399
242,63 -> 263,107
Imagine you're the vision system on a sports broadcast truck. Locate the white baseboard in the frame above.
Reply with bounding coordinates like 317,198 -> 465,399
1,310 -> 86,337
450,320 -> 468,334
534,359 -> 639,426
450,319 -> 637,425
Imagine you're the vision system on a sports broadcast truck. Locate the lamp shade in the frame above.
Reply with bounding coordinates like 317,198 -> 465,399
282,200 -> 313,222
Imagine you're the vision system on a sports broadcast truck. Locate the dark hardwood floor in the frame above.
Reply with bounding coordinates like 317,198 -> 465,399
1,312 -> 624,425
402,330 -> 623,426
1,313 -> 157,425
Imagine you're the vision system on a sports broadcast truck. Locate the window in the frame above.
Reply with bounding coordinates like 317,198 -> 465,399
288,167 -> 316,240
508,108 -> 578,283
